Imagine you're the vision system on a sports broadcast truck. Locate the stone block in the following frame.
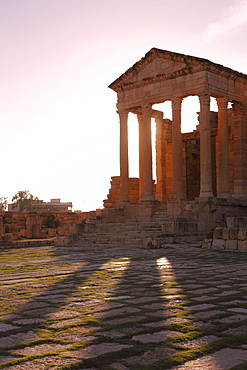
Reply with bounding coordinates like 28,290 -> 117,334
229,227 -> 239,240
225,239 -> 238,250
4,233 -> 14,242
57,226 -> 65,236
47,228 -> 56,238
212,239 -> 225,248
54,236 -> 70,246
143,238 -> 163,249
238,228 -> 247,241
201,239 -> 212,249
17,229 -> 27,238
226,217 -> 236,228
211,244 -> 225,250
163,236 -> 174,244
222,228 -> 230,240
213,227 -> 224,239
85,218 -> 96,224
238,240 -> 247,250
227,217 -> 247,228
162,222 -> 173,233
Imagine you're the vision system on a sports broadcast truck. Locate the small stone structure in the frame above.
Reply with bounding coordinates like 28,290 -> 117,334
8,198 -> 73,212
0,210 -> 99,245
203,217 -> 247,251
103,48 -> 247,233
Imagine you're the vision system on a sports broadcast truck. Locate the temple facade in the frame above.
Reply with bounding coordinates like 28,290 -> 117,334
103,48 -> 247,231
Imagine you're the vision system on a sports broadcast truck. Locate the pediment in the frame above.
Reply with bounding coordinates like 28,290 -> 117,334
130,57 -> 187,83
109,48 -> 247,92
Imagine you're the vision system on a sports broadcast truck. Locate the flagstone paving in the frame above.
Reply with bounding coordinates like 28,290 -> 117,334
0,244 -> 247,369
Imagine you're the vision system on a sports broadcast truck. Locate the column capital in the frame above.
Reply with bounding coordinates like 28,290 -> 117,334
216,97 -> 228,111
152,110 -> 163,121
117,108 -> 129,118
142,103 -> 152,115
199,94 -> 210,106
172,97 -> 183,110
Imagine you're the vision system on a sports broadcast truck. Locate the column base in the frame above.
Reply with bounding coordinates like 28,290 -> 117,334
116,197 -> 130,206
138,199 -> 159,222
139,196 -> 156,205
171,193 -> 186,200
217,193 -> 230,198
199,192 -> 214,198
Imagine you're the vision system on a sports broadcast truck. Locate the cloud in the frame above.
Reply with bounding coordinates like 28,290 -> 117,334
204,0 -> 247,41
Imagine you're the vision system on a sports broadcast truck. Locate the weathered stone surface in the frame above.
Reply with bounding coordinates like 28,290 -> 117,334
213,227 -> 224,239
172,348 -> 247,369
229,227 -> 239,240
13,343 -> 71,355
227,217 -> 247,228
0,331 -> 39,348
125,345 -> 176,365
238,227 -> 247,241
212,239 -> 225,249
238,240 -> 247,250
132,330 -> 181,343
0,323 -> 19,332
201,239 -> 212,249
225,239 -> 238,250
64,343 -> 132,359
0,356 -> 17,365
188,303 -> 216,311
143,238 -> 163,249
222,227 -> 230,240
180,335 -> 219,348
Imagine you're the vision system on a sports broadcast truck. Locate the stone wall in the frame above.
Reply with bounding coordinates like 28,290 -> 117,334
202,217 -> 247,251
0,210 -> 95,243
103,176 -> 140,208
104,176 -> 156,208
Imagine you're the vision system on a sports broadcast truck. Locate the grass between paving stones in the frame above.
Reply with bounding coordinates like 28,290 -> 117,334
0,351 -> 73,369
229,362 -> 247,369
1,246 -> 247,369
58,344 -> 177,370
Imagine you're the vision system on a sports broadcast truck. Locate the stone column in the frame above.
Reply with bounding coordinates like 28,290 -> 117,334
216,97 -> 230,197
139,104 -> 154,201
199,94 -> 214,197
171,98 -> 185,199
233,102 -> 247,197
137,113 -> 143,201
153,110 -> 166,202
118,109 -> 129,202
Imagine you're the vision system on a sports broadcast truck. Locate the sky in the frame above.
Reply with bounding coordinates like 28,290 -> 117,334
1,0 -> 247,211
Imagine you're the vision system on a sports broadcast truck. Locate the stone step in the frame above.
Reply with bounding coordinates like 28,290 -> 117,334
69,220 -> 204,249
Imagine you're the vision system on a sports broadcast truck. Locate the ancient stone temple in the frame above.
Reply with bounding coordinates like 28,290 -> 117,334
103,48 -> 247,232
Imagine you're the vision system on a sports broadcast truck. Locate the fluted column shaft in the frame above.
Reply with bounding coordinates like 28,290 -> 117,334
232,102 -> 247,197
138,113 -> 144,200
172,98 -> 185,199
139,104 -> 154,201
154,111 -> 166,202
217,97 -> 230,197
118,109 -> 129,202
199,95 -> 214,197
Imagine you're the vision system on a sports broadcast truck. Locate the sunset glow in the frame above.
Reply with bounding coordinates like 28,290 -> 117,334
1,0 -> 247,211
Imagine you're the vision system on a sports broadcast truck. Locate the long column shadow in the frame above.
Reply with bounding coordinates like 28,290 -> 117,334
64,251 -> 191,369
0,244 -> 118,365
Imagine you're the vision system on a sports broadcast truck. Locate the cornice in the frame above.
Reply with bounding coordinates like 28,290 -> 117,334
109,48 -> 247,93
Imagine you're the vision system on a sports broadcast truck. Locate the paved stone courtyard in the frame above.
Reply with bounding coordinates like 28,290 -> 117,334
0,243 -> 247,369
